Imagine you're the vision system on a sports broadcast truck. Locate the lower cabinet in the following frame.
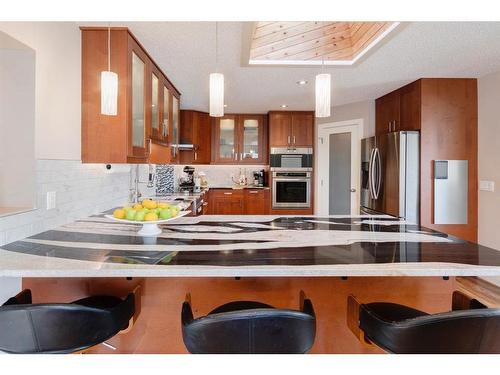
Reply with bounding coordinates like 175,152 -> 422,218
207,189 -> 270,215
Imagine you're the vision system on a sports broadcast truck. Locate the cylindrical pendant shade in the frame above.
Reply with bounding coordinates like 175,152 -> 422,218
101,71 -> 118,116
209,73 -> 224,117
315,73 -> 331,118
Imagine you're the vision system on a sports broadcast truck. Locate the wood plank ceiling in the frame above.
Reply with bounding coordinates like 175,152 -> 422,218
249,22 -> 399,65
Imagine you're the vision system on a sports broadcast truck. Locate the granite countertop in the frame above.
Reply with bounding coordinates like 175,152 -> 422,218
1,213 -> 499,277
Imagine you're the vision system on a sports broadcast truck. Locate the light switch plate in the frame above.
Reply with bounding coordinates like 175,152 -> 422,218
479,180 -> 495,192
46,191 -> 56,210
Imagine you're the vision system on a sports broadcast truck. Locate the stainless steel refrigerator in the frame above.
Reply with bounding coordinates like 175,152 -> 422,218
360,131 -> 420,223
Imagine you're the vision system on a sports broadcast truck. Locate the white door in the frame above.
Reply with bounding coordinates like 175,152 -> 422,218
316,119 -> 362,215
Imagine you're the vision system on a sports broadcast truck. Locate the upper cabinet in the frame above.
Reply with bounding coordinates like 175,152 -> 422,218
212,114 -> 268,164
81,27 -> 181,164
269,111 -> 314,148
179,110 -> 212,164
375,80 -> 421,136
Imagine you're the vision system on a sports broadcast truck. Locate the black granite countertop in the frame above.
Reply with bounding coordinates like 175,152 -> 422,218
0,213 -> 499,277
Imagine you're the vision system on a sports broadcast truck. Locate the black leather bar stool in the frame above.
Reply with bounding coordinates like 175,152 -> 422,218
0,289 -> 135,354
181,293 -> 316,354
357,301 -> 500,354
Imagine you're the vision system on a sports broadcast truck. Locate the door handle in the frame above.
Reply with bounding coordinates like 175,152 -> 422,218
368,148 -> 375,199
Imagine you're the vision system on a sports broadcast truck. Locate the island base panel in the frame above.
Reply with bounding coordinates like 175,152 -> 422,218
22,277 -> 456,354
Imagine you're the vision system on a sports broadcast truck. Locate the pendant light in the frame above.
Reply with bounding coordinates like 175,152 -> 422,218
209,22 -> 224,117
315,59 -> 331,118
101,25 -> 118,116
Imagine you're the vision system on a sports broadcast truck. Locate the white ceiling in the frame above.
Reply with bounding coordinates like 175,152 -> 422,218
106,22 -> 500,113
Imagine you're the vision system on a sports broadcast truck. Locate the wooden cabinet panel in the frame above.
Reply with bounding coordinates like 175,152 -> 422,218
179,110 -> 211,164
269,112 -> 292,147
209,189 -> 244,214
81,27 -> 181,164
291,112 -> 314,146
244,189 -> 270,215
399,80 -> 421,131
375,91 -> 400,136
269,111 -> 314,148
208,189 -> 270,215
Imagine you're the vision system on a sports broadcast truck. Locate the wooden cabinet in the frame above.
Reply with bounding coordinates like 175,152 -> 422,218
376,81 -> 422,136
212,114 -> 268,164
81,27 -> 181,164
375,78 -> 478,242
399,80 -> 421,132
375,90 -> 400,136
179,110 -> 211,164
269,111 -> 314,148
209,189 -> 245,214
244,189 -> 270,215
207,189 -> 270,215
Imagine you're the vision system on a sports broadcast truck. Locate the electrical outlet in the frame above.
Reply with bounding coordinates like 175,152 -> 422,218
46,191 -> 56,210
479,180 -> 495,192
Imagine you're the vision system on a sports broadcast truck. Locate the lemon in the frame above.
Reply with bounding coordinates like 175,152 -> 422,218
143,199 -> 158,209
158,202 -> 169,209
144,212 -> 159,221
113,208 -> 126,219
133,204 -> 143,210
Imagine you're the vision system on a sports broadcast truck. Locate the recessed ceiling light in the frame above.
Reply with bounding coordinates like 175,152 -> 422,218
224,104 -> 227,107
296,80 -> 308,85
281,104 -> 288,108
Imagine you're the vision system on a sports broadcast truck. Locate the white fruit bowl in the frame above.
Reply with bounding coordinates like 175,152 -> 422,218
105,210 -> 191,236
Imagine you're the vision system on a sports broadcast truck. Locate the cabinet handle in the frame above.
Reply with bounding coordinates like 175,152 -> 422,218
287,135 -> 291,144
148,138 -> 152,157
194,151 -> 198,161
393,120 -> 396,131
293,136 -> 296,145
224,192 -> 233,195
388,122 -> 391,133
249,190 -> 259,194
240,153 -> 243,160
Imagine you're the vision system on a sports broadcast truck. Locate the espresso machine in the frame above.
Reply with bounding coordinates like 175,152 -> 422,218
252,169 -> 266,187
179,166 -> 196,193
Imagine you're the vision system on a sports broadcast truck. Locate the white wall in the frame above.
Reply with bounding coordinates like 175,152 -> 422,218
0,22 -> 81,160
0,36 -> 35,208
478,70 -> 500,252
0,277 -> 22,305
316,100 -> 375,138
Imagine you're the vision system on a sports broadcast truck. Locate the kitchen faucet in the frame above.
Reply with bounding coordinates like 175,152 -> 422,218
129,164 -> 156,204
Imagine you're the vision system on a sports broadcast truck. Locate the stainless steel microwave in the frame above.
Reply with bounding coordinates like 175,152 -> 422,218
270,147 -> 313,171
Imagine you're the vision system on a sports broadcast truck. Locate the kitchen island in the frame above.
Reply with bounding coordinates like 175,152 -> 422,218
1,213 -> 499,353
0,213 -> 499,277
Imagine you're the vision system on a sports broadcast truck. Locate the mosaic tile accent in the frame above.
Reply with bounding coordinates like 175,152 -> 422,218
156,165 -> 175,195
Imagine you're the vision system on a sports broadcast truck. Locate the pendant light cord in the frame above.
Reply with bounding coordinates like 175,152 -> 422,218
215,22 -> 218,73
107,25 -> 111,72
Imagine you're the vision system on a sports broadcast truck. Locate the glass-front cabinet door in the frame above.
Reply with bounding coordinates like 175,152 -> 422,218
162,85 -> 170,142
214,115 -> 237,163
130,49 -> 147,158
240,116 -> 262,163
171,95 -> 180,161
150,72 -> 159,139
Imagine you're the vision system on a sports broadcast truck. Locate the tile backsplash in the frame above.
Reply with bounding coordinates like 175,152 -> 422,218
0,159 -> 130,246
172,165 -> 269,189
0,161 -> 268,246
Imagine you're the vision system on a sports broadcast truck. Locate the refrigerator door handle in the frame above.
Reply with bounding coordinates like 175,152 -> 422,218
369,148 -> 376,199
374,147 -> 382,199
371,147 -> 381,200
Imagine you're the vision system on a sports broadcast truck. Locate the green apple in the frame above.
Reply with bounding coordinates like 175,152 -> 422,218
125,209 -> 137,221
135,210 -> 146,221
123,206 -> 133,212
159,208 -> 172,220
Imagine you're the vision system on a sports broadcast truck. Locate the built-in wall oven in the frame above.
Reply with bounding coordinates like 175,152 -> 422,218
272,171 -> 311,208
